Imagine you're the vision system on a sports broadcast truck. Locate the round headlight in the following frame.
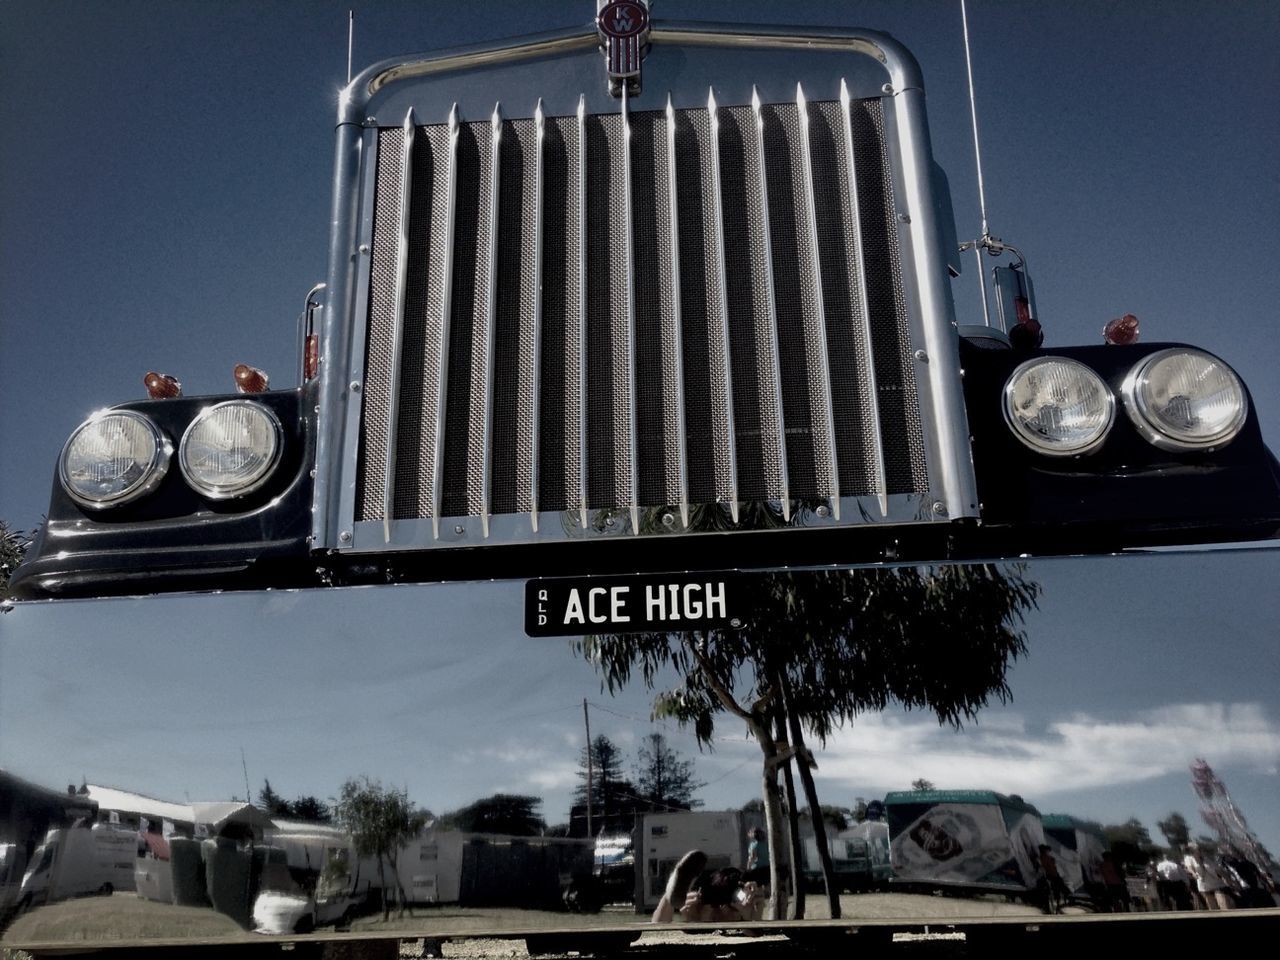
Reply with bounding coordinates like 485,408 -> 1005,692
59,411 -> 171,509
1003,357 -> 1115,456
180,401 -> 283,499
1121,348 -> 1247,451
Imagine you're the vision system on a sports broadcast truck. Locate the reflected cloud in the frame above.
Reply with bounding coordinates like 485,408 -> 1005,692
814,702 -> 1280,796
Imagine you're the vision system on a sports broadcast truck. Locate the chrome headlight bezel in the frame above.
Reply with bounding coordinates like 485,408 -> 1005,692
58,410 -> 172,510
1120,348 -> 1249,452
179,400 -> 284,500
1002,356 -> 1116,457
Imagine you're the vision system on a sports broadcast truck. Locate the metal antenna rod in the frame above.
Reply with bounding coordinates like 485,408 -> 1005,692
961,0 -> 990,240
347,10 -> 355,85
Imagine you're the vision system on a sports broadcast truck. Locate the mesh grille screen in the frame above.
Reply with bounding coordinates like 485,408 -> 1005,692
355,94 -> 930,527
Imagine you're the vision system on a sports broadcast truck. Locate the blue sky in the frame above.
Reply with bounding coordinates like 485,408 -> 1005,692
2,1 -> 1278,856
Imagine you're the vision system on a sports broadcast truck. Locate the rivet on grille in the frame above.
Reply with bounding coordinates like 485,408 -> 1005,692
914,350 -> 929,363
350,380 -> 362,392
339,531 -> 352,542
932,500 -> 948,517
816,504 -> 830,518
454,524 -> 465,536
661,512 -> 675,527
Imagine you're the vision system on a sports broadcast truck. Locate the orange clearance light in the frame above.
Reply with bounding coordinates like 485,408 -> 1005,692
233,363 -> 270,394
143,372 -> 182,399
304,334 -> 319,381
1103,313 -> 1140,345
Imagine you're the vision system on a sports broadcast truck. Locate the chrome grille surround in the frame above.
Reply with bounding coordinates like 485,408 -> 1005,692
316,23 -> 978,553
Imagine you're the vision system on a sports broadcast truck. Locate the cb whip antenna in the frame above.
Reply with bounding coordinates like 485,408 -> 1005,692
347,10 -> 355,85
960,0 -> 995,327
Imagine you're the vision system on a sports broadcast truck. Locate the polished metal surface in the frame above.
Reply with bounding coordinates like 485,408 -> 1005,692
479,104 -> 503,539
382,108 -> 416,543
665,94 -> 691,529
431,105 -> 462,540
839,78 -> 889,518
705,86 -> 741,525
575,94 -> 590,531
749,86 -> 790,523
320,20 -> 977,554
5,551 -> 1280,950
795,83 -> 841,520
621,86 -> 640,535
530,100 -> 546,532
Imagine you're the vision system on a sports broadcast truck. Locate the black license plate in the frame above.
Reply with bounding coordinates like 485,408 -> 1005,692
525,573 -> 746,637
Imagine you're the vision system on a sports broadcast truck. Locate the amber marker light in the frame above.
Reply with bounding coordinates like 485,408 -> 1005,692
1103,313 -> 1140,345
234,363 -> 270,394
143,372 -> 182,399
304,334 -> 319,381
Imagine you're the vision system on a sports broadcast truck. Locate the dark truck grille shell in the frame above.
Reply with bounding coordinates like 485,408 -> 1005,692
355,92 -> 927,535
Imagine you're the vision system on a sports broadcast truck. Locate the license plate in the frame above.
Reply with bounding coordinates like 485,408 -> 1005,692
525,573 -> 746,637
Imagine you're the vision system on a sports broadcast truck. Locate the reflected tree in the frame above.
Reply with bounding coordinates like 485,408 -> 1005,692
442,794 -> 546,836
333,776 -> 426,920
575,564 -> 1039,920
1104,818 -> 1160,872
258,779 -> 293,818
635,732 -> 704,812
1157,812 -> 1191,852
572,735 -> 641,836
291,795 -> 332,823
1,521 -> 33,602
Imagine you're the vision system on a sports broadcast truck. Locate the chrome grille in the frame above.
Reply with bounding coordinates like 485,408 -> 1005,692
355,86 -> 928,536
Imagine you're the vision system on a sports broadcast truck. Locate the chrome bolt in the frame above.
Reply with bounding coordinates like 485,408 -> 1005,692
454,524 -> 465,536
900,213 -> 912,224
350,380 -> 362,392
914,350 -> 928,363
816,504 -> 830,518
881,83 -> 894,95
358,244 -> 370,255
605,515 -> 616,527
729,617 -> 743,629
309,469 -> 317,479
931,500 -> 948,517
661,512 -> 675,527
339,531 -> 352,542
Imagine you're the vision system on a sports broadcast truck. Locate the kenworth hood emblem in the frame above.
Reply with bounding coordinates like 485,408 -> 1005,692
597,0 -> 651,96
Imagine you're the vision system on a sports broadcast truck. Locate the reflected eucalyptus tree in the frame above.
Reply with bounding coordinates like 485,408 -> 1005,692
575,564 -> 1040,920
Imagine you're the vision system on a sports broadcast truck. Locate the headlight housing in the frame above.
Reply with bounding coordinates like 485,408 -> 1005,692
1003,357 -> 1115,456
1121,348 -> 1248,451
59,411 -> 171,509
179,401 -> 283,500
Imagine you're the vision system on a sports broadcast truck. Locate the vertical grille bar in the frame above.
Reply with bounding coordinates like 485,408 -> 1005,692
621,88 -> 640,534
665,96 -> 690,529
530,101 -> 545,531
840,79 -> 888,516
749,87 -> 790,520
576,95 -> 589,528
478,105 -> 502,537
795,84 -> 841,518
357,90 -> 931,536
382,108 -> 415,542
706,88 -> 740,523
430,105 -> 461,538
